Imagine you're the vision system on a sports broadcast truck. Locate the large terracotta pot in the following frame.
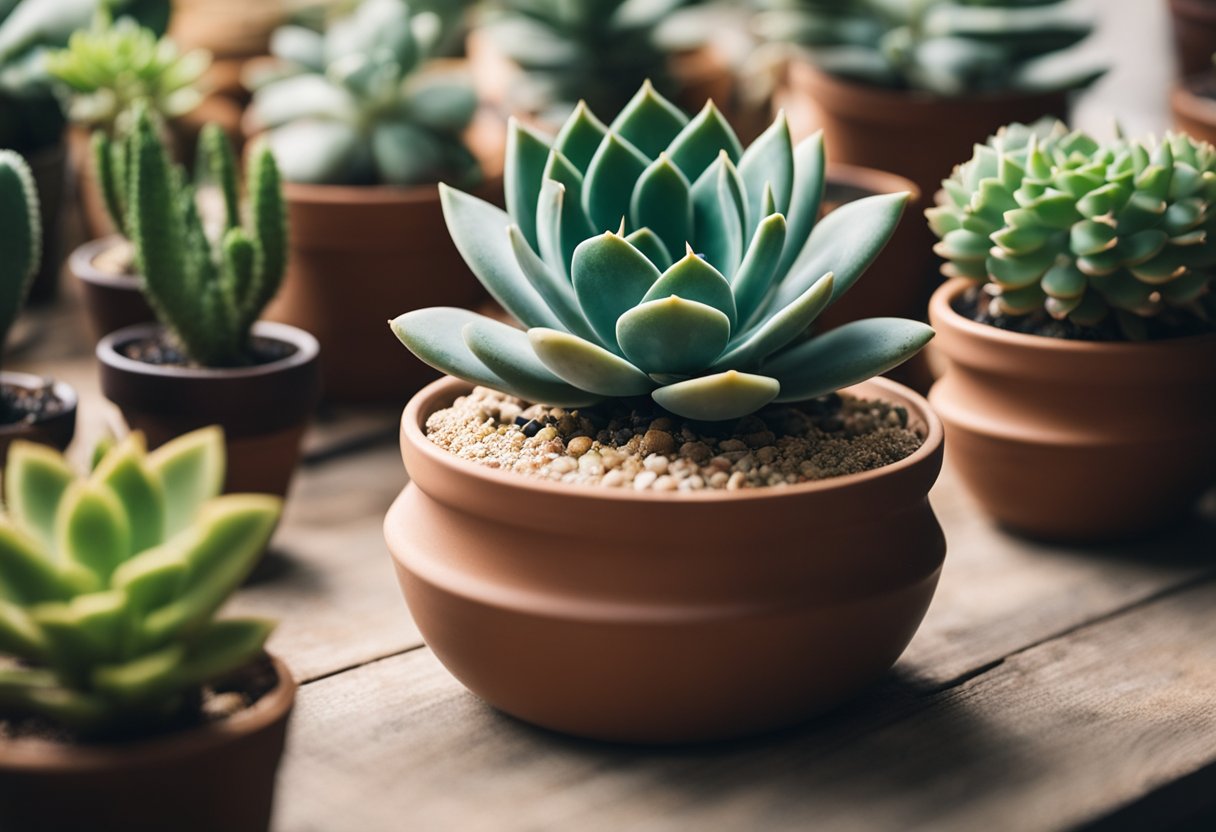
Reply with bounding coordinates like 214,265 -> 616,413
97,321 -> 321,497
384,376 -> 946,744
264,182 -> 489,404
26,142 -> 66,303
0,372 -> 77,460
68,236 -> 156,341
1169,0 -> 1216,78
929,279 -> 1216,541
777,59 -> 1070,204
1171,74 -> 1216,145
0,655 -> 294,832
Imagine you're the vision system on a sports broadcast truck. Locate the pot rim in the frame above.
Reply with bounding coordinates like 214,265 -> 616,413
0,654 -> 295,771
826,162 -> 922,205
402,374 -> 943,505
283,173 -> 504,207
70,235 -> 141,291
0,372 -> 78,436
1170,75 -> 1216,121
96,320 -> 320,381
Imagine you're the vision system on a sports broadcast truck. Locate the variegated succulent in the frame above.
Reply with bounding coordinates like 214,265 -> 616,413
392,82 -> 933,421
928,120 -> 1216,338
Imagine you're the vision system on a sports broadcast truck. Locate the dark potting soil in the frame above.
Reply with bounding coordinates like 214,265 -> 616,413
92,239 -> 137,277
120,331 -> 296,369
953,284 -> 1216,341
0,655 -> 279,747
0,379 -> 66,427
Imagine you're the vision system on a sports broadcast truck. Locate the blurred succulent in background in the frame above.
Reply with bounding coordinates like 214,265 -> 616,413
928,120 -> 1216,339
753,0 -> 1103,96
0,150 -> 40,372
245,0 -> 479,187
0,428 -> 281,737
393,83 -> 933,421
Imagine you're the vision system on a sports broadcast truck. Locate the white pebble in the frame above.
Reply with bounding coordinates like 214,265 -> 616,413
633,470 -> 658,490
643,454 -> 669,474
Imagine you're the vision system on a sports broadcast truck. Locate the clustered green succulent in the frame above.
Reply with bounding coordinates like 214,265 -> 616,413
393,82 -> 933,422
0,150 -> 39,373
478,0 -> 705,121
0,428 -> 281,737
246,0 -> 479,187
44,14 -> 209,137
928,120 -> 1216,338
753,0 -> 1102,96
123,106 -> 287,367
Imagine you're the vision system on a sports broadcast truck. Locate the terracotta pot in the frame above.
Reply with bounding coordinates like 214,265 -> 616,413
97,321 -> 321,497
26,142 -> 66,303
929,279 -> 1216,541
777,59 -> 1070,205
384,376 -> 946,744
0,655 -> 294,832
69,126 -> 118,241
1169,0 -> 1216,78
0,372 -> 77,461
68,236 -> 156,341
1171,74 -> 1216,145
263,182 -> 490,404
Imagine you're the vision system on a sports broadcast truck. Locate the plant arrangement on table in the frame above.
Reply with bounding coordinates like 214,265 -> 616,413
95,106 -> 321,499
754,0 -> 1105,198
0,150 -> 78,455
242,0 -> 490,402
0,427 -> 295,832
927,120 -> 1216,540
384,82 -> 947,744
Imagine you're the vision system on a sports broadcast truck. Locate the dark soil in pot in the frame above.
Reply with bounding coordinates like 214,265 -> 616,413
68,235 -> 156,341
0,372 -> 77,459
97,321 -> 321,497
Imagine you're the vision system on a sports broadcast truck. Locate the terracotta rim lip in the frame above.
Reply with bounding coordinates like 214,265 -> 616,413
929,278 -> 1216,354
401,374 -> 944,505
0,372 -> 78,436
96,321 -> 320,381
0,654 -> 296,771
826,162 -> 922,205
70,236 -> 141,291
1169,76 -> 1216,122
283,174 -> 504,207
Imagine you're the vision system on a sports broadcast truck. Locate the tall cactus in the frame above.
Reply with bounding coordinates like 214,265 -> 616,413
126,106 -> 287,367
0,149 -> 40,372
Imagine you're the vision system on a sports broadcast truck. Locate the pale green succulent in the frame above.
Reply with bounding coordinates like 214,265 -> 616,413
928,120 -> 1216,338
753,0 -> 1103,96
0,428 -> 281,737
392,83 -> 933,422
246,0 -> 479,187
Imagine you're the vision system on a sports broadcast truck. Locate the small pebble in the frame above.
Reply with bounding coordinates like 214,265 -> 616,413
640,429 -> 676,456
567,436 -> 593,457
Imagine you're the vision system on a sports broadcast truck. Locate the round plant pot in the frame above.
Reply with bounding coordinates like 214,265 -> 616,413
928,279 -> 1216,541
777,59 -> 1070,204
97,321 -> 321,497
384,376 -> 946,744
0,655 -> 294,832
26,141 -> 66,303
68,236 -> 156,341
1171,74 -> 1216,146
1169,0 -> 1216,78
0,372 -> 77,461
263,181 -> 490,404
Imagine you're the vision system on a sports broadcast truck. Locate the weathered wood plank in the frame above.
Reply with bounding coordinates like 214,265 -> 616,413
274,579 -> 1216,832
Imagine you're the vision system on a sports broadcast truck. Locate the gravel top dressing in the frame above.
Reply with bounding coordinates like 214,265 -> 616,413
425,387 -> 925,491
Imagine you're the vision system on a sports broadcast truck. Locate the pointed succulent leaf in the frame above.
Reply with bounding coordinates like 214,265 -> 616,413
55,483 -> 131,584
667,101 -> 743,183
0,599 -> 46,660
539,152 -> 595,277
176,618 -> 275,688
713,273 -> 834,370
504,119 -> 552,250
391,307 -> 512,391
774,132 -> 827,282
527,328 -> 655,397
0,518 -> 76,605
625,228 -> 673,271
738,111 -> 794,231
610,81 -> 688,160
571,231 -> 661,348
734,213 -> 789,329
630,154 -> 692,262
112,543 -> 188,617
146,427 -> 225,538
462,319 -> 603,407
582,132 -> 650,233
553,101 -> 609,174
615,297 -> 731,375
4,441 -> 73,549
651,372 -> 781,422
508,223 -> 598,344
91,434 -> 165,556
690,152 -> 747,277
642,250 -> 737,328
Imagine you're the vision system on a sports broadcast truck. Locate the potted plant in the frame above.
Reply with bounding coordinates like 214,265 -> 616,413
926,121 -> 1216,541
384,83 -> 944,744
1169,0 -> 1216,78
756,0 -> 1105,201
1172,53 -> 1216,148
242,0 -> 492,403
96,107 -> 321,498
0,150 -> 77,457
0,427 -> 293,832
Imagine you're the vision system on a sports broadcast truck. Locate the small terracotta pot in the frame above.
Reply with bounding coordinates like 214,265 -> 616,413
777,59 -> 1070,204
929,279 -> 1216,541
68,236 -> 156,341
1171,74 -> 1216,146
1169,0 -> 1216,78
0,655 -> 295,832
263,182 -> 490,404
384,376 -> 946,744
26,142 -> 66,303
0,372 -> 77,461
97,321 -> 321,497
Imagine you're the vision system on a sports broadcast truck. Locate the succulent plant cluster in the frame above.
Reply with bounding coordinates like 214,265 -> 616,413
0,428 -> 280,736
245,0 -> 479,187
928,120 -> 1216,338
0,150 -> 40,372
123,106 -> 287,366
753,0 -> 1103,96
393,82 -> 933,421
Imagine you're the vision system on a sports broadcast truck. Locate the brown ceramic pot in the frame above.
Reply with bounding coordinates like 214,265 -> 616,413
97,321 -> 321,497
0,373 -> 77,460
0,655 -> 294,832
384,376 -> 946,744
68,236 -> 156,341
929,279 -> 1216,541
26,142 -> 66,302
1169,0 -> 1216,78
777,59 -> 1070,205
1171,74 -> 1216,145
263,182 -> 489,404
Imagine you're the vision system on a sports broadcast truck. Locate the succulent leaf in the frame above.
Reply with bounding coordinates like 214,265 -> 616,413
527,328 -> 656,397
651,371 -> 781,422
571,231 -> 661,347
